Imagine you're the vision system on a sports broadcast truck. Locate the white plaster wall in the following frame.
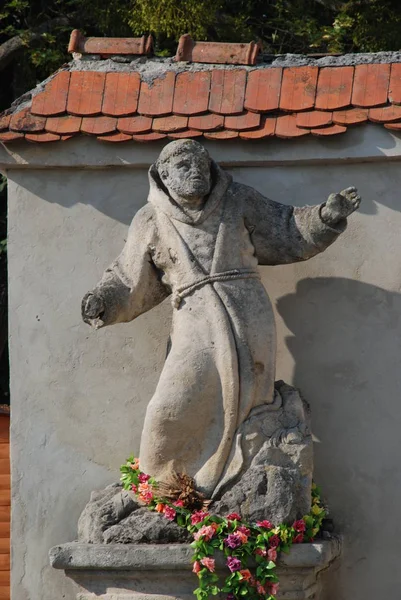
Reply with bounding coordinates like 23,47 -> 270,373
5,137 -> 401,600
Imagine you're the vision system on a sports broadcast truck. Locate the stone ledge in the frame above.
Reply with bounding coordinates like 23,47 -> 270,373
50,540 -> 341,600
50,539 -> 341,570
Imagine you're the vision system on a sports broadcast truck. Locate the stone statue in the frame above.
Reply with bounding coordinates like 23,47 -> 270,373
81,139 -> 361,502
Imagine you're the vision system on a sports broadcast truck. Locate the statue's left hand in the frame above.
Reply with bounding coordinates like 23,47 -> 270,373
320,186 -> 361,225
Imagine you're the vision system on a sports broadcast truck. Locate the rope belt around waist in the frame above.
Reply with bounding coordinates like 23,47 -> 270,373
172,268 -> 260,309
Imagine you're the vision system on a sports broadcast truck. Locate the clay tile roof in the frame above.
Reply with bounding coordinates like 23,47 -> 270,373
2,34 -> 401,144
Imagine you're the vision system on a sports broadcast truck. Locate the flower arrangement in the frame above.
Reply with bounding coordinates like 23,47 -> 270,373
120,456 -> 327,600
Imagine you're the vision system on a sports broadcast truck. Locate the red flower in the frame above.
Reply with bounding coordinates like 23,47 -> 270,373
226,512 -> 241,521
255,547 -> 267,557
237,525 -> 251,536
293,533 -> 304,544
192,560 -> 201,574
163,506 -> 176,521
138,473 -> 150,483
239,569 -> 252,581
174,499 -> 184,507
256,519 -> 273,529
269,534 -> 280,548
293,519 -> 306,533
191,510 -> 209,525
270,582 -> 280,595
256,581 -> 267,594
131,484 -> 138,493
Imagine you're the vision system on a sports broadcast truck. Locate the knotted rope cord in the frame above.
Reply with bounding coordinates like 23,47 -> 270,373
172,268 -> 260,308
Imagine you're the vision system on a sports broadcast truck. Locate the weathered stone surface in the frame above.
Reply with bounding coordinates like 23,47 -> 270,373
103,509 -> 192,544
49,540 -> 341,599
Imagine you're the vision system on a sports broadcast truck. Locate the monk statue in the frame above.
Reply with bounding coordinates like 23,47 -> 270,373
81,139 -> 361,499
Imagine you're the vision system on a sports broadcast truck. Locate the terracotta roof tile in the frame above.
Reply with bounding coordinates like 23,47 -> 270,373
244,68 -> 282,113
67,72 -> 106,116
209,70 -> 246,115
175,35 -> 262,65
132,132 -> 167,142
279,67 -> 318,112
9,107 -> 46,132
368,104 -> 401,123
117,115 -> 152,134
152,116 -> 188,133
275,115 -> 310,138
0,114 -> 11,131
81,116 -> 117,135
173,71 -> 211,116
332,107 -> 368,125
384,122 -> 401,131
97,132 -> 133,142
315,67 -> 354,110
224,111 -> 260,131
45,115 -> 82,134
351,64 -> 390,107
168,129 -> 203,139
239,117 -> 276,139
388,63 -> 401,104
296,111 -> 332,129
31,71 -> 70,116
25,132 -> 60,142
102,72 -> 140,116
204,130 -> 239,140
3,52 -> 401,145
311,124 -> 347,136
188,113 -> 224,131
69,30 -> 153,56
138,72 -> 175,116
0,131 -> 24,142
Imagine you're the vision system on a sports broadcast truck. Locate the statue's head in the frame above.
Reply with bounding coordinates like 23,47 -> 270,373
156,139 -> 212,205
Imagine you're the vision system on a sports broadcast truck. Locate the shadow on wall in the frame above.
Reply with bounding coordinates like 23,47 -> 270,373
276,277 -> 401,599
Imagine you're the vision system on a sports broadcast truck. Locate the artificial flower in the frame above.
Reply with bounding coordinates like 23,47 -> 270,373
163,506 -> 176,521
226,556 -> 242,572
293,533 -> 304,544
191,510 -> 209,525
138,473 -> 150,483
267,547 -> 277,561
224,533 -> 243,549
193,524 -> 217,542
226,512 -> 241,521
239,569 -> 252,581
293,519 -> 306,533
192,560 -> 201,574
155,503 -> 165,513
256,519 -> 273,529
200,557 -> 215,572
269,534 -> 280,548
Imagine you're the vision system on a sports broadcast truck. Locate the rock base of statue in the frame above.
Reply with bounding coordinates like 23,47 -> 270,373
50,540 -> 341,600
78,381 -> 313,545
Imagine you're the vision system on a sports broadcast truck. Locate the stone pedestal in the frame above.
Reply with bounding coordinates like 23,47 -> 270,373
50,539 -> 341,599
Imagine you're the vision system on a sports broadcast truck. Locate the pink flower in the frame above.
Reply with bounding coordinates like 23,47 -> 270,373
224,533 -> 243,548
138,482 -> 154,505
293,519 -> 306,533
192,560 -> 201,574
255,547 -> 267,557
257,519 -> 273,529
131,484 -> 138,493
226,512 -> 241,521
257,581 -> 267,594
193,525 -> 217,542
130,458 -> 140,470
191,510 -> 209,525
269,534 -> 280,548
237,525 -> 251,536
174,499 -> 184,507
293,533 -> 304,544
236,530 -> 248,544
138,473 -> 150,483
163,506 -> 176,521
200,557 -> 215,572
270,582 -> 280,596
267,548 -> 277,561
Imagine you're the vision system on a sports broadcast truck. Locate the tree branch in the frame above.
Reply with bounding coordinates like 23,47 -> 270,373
0,16 -> 70,72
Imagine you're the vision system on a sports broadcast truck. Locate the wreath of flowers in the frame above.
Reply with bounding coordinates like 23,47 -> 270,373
120,457 -> 326,600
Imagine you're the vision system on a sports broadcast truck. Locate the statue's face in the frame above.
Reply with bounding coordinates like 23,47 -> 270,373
160,151 -> 212,203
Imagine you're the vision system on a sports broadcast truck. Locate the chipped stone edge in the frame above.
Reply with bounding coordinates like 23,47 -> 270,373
49,539 -> 341,571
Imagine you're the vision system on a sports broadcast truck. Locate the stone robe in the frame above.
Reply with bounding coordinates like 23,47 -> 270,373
91,162 -> 346,497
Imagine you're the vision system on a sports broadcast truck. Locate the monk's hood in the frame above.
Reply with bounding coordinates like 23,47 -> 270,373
147,160 -> 232,225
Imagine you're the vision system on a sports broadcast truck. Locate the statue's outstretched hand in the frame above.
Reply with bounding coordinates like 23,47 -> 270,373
321,186 -> 361,225
81,292 -> 105,326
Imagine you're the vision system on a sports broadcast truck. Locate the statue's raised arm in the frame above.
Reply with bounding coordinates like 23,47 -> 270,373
242,183 -> 361,266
